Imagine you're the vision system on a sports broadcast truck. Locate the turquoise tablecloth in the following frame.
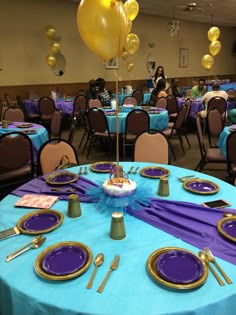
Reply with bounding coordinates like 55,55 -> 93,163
218,126 -> 233,157
112,92 -> 151,105
1,163 -> 236,315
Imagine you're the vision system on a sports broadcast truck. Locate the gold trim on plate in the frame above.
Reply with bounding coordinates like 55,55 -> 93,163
217,216 -> 236,242
16,123 -> 33,128
45,171 -> 78,185
90,161 -> 116,173
146,247 -> 208,290
183,178 -> 219,195
16,209 -> 64,235
139,166 -> 170,179
34,241 -> 92,281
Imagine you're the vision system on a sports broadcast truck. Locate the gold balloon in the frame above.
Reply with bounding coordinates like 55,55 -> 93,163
45,54 -> 57,67
50,42 -> 61,54
125,33 -> 139,55
208,27 -> 220,42
77,0 -> 129,60
121,50 -> 129,60
124,0 -> 139,21
45,25 -> 56,41
209,40 -> 221,56
127,18 -> 132,33
127,62 -> 134,72
201,54 -> 214,70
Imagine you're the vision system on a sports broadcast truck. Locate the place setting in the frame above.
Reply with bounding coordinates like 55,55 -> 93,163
139,166 -> 170,179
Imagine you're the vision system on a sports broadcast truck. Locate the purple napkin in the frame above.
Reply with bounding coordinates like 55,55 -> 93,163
127,198 -> 236,265
12,172 -> 98,202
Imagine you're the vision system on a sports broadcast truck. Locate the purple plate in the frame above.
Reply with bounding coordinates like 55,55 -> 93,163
46,172 -> 78,185
140,167 -> 170,178
156,250 -> 204,284
23,213 -> 60,231
22,129 -> 37,135
41,245 -> 88,276
186,181 -> 218,193
90,162 -> 116,172
222,220 -> 236,238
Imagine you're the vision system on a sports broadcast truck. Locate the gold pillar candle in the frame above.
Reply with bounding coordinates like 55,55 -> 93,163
157,176 -> 169,197
2,120 -> 8,128
67,194 -> 82,218
109,212 -> 126,240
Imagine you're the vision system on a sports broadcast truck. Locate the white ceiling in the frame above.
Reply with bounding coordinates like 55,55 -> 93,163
67,0 -> 236,28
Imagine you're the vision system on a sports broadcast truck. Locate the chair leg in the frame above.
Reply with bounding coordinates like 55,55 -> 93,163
178,135 -> 185,155
185,134 -> 191,149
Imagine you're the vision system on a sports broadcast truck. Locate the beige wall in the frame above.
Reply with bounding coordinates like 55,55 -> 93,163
0,0 -> 235,87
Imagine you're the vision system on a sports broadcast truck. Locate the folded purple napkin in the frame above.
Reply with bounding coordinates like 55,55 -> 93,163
127,198 -> 236,265
12,172 -> 98,202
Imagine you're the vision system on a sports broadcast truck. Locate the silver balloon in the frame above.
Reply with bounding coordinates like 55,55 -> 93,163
52,52 -> 66,76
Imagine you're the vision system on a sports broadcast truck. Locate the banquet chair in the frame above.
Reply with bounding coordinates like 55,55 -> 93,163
208,96 -> 227,120
149,89 -> 157,106
75,89 -> 86,97
134,129 -> 170,164
155,97 -> 167,109
17,95 -> 40,122
3,107 -> 25,122
37,138 -> 79,175
122,109 -> 150,160
88,98 -> 102,109
78,108 -> 90,152
206,107 -> 224,148
68,116 -> 77,144
38,96 -> 56,126
195,116 -> 226,172
73,94 -> 87,125
49,110 -> 62,139
0,131 -> 34,195
166,96 -> 178,121
122,96 -> 138,106
226,130 -> 236,181
86,107 -> 116,158
132,89 -> 143,105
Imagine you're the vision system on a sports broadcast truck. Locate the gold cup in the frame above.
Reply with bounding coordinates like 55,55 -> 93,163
67,194 -> 82,218
157,176 -> 169,197
146,105 -> 150,113
2,120 -> 8,128
109,212 -> 126,240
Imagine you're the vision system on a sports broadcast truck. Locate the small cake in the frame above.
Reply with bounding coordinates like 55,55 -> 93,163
103,178 -> 136,197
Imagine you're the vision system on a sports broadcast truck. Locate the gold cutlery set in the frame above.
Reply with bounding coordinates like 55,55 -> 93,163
78,166 -> 88,175
86,254 -> 120,293
199,248 -> 232,286
127,166 -> 140,174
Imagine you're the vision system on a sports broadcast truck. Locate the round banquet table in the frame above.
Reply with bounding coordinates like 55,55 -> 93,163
105,108 -> 168,133
1,162 -> 236,315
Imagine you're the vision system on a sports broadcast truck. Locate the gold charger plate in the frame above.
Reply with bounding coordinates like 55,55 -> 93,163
22,129 -> 37,135
217,216 -> 236,242
16,123 -> 33,128
90,161 -> 116,173
147,247 -> 208,290
183,178 -> 219,195
34,241 -> 92,281
45,171 -> 79,185
16,209 -> 64,235
139,166 -> 170,179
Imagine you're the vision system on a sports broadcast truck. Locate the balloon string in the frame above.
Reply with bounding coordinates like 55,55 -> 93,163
114,69 -> 119,173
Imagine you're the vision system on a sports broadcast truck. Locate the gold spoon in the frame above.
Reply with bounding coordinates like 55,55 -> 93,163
5,235 -> 43,259
86,253 -> 104,289
198,251 -> 225,286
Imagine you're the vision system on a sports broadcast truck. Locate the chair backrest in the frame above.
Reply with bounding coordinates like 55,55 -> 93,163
68,116 -> 77,144
149,88 -> 157,106
88,98 -> 102,109
73,94 -> 87,116
155,97 -> 167,109
172,105 -> 187,131
37,138 -> 79,175
132,89 -> 143,105
196,116 -> 206,158
3,107 -> 25,122
166,96 -> 178,115
208,96 -> 227,115
76,89 -> 86,97
0,131 -> 34,182
50,110 -> 62,138
184,98 -> 191,120
125,109 -> 150,136
87,107 -> 109,133
207,107 -> 224,137
134,129 -> 170,164
38,97 -> 56,119
122,96 -> 138,106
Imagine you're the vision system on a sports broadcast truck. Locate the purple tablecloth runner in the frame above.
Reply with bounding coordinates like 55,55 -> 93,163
12,172 -> 98,202
127,198 -> 236,265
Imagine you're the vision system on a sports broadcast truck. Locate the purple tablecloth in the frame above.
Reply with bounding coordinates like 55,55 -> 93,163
24,99 -> 74,116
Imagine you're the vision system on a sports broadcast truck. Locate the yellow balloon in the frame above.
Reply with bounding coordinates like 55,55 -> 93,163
50,42 -> 61,54
127,62 -> 134,72
77,0 -> 129,60
121,50 -> 129,60
208,27 -> 220,42
127,18 -> 132,33
201,54 -> 214,70
125,33 -> 139,55
124,0 -> 139,21
45,54 -> 57,67
45,25 -> 56,41
209,40 -> 221,56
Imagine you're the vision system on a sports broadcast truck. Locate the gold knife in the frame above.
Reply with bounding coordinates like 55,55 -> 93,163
97,255 -> 120,293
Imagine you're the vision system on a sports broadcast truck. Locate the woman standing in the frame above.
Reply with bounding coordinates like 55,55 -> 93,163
152,66 -> 166,88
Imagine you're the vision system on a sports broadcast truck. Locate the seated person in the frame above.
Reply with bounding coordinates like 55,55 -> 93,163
95,77 -> 111,106
171,78 -> 182,98
190,78 -> 207,98
86,79 -> 99,101
155,78 -> 168,98
198,81 -> 228,118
